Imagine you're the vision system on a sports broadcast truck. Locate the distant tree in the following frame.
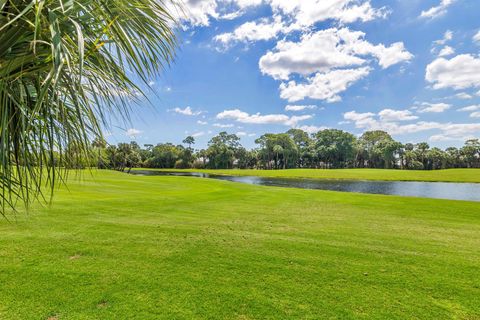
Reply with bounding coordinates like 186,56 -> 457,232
287,129 -> 313,167
426,148 -> 447,170
256,133 -> 298,169
92,138 -> 107,168
415,142 -> 430,169
183,136 -> 195,150
358,131 -> 401,169
461,139 -> 480,168
314,129 -> 356,168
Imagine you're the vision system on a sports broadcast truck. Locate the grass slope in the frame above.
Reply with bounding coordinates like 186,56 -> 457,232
137,168 -> 480,183
1,170 -> 480,319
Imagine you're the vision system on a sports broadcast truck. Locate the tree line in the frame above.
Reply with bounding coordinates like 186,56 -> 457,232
83,129 -> 480,171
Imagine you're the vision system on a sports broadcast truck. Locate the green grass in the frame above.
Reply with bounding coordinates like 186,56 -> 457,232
135,168 -> 480,183
1,170 -> 480,319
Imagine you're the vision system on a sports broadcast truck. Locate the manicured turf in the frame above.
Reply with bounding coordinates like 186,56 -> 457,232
1,170 -> 480,319
137,168 -> 480,183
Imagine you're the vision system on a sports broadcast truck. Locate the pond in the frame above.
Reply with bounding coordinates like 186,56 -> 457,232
130,170 -> 480,202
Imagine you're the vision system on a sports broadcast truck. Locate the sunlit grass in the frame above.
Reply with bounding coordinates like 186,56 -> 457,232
1,170 -> 479,319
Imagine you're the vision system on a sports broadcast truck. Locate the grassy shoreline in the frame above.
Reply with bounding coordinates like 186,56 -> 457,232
1,170 -> 479,319
133,167 -> 480,183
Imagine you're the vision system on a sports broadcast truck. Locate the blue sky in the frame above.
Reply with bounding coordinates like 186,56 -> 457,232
107,0 -> 480,149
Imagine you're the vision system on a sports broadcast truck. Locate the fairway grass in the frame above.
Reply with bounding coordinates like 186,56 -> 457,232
136,168 -> 480,183
1,170 -> 480,319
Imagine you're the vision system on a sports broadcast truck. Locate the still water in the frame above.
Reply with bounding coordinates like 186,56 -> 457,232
131,170 -> 480,202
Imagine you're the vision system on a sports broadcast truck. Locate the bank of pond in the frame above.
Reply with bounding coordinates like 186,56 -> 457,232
130,170 -> 480,202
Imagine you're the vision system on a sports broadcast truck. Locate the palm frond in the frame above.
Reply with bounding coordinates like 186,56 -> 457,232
0,0 -> 178,213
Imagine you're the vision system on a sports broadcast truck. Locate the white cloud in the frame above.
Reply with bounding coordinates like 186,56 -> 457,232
191,131 -> 206,137
216,109 -> 312,126
171,106 -> 202,116
296,125 -> 329,134
430,123 -> 480,141
213,123 -> 234,128
258,28 -> 411,102
426,54 -> 480,90
434,30 -> 453,46
214,15 -> 286,46
455,92 -> 473,100
269,0 -> 388,26
438,46 -> 455,57
285,105 -> 318,111
473,30 -> 480,44
259,28 -> 412,81
417,102 -> 451,113
420,0 -> 456,19
170,0 -> 219,27
470,112 -> 480,118
378,109 -> 418,121
236,131 -> 247,136
344,109 -> 480,142
197,120 -> 208,125
344,110 -> 442,135
215,0 -> 389,47
126,128 -> 142,138
179,0 -> 387,31
279,67 -> 371,102
458,105 -> 480,112
219,10 -> 243,20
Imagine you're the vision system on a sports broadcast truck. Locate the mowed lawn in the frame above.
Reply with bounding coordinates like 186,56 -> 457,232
138,168 -> 480,183
1,171 -> 480,319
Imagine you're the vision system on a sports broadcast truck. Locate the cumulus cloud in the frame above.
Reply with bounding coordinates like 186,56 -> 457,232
420,0 -> 456,19
279,67 -> 371,102
431,30 -> 453,56
214,15 -> 287,46
454,92 -> 473,100
430,123 -> 480,141
171,106 -> 202,116
269,0 -> 388,26
426,54 -> 480,90
126,128 -> 142,138
434,30 -> 453,46
216,109 -> 312,126
215,0 -> 389,47
257,28 -> 411,102
344,109 -> 480,142
378,109 -> 418,121
170,0 -> 219,27
344,110 -> 441,135
259,28 -> 412,80
438,46 -> 455,57
417,102 -> 451,113
210,2 -> 409,103
197,120 -> 208,125
458,105 -> 480,112
470,112 -> 480,118
285,105 -> 318,111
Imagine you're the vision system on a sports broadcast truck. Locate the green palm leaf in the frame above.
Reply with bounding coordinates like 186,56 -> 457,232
0,0 -> 178,214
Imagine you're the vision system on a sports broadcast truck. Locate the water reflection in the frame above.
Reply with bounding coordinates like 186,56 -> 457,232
130,170 -> 480,202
